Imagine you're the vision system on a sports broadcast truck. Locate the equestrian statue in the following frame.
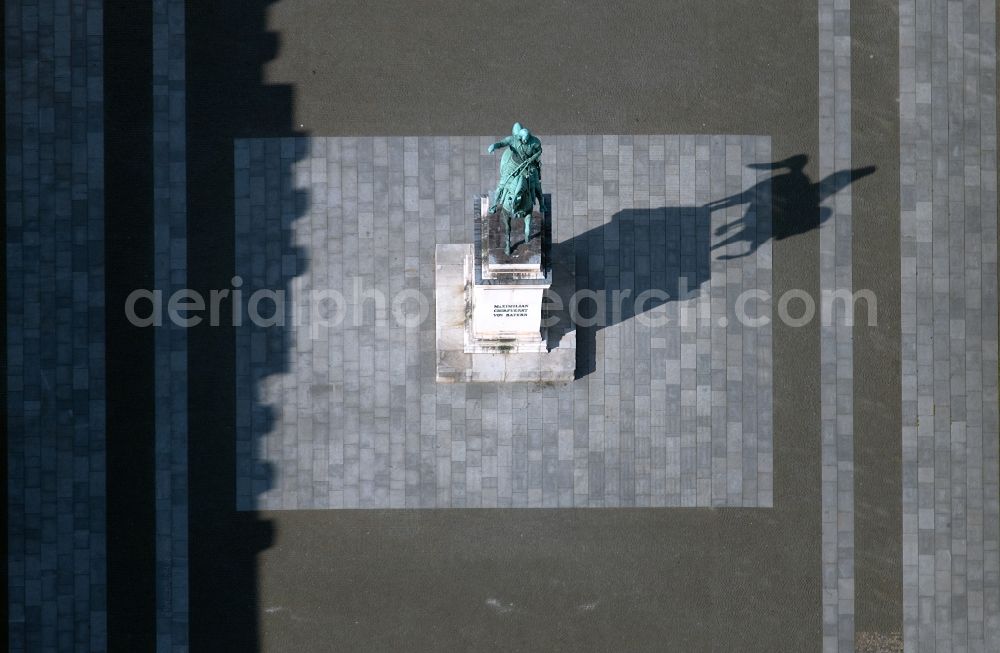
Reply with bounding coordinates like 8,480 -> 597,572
487,122 -> 544,255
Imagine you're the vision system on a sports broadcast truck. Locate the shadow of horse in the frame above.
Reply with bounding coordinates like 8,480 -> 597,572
545,155 -> 876,378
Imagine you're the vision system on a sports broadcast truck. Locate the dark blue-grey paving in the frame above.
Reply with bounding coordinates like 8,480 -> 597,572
819,0 -> 856,650
900,0 -> 1000,651
153,0 -> 188,650
234,135 -> 774,510
5,1 -> 108,650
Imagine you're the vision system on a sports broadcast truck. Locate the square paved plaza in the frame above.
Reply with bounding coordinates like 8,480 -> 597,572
235,135 -> 774,510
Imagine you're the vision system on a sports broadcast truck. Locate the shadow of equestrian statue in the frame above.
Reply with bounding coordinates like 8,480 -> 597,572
704,154 -> 876,259
487,122 -> 545,255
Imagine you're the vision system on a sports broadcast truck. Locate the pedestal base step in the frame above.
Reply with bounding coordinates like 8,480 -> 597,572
437,346 -> 576,384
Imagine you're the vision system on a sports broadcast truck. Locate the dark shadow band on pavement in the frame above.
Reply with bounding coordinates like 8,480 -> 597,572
104,2 -> 157,649
187,1 -> 293,650
1,2 -> 7,646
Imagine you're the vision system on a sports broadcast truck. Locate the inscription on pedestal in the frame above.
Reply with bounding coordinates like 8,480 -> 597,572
472,285 -> 544,340
494,303 -> 529,318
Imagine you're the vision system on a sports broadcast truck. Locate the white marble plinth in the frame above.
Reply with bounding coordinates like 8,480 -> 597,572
435,244 -> 575,383
469,263 -> 547,343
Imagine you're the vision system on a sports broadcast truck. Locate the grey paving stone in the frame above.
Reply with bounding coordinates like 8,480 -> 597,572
7,1 -> 106,650
234,135 -> 774,511
819,0 -> 855,649
900,0 -> 1000,651
152,1 -> 189,648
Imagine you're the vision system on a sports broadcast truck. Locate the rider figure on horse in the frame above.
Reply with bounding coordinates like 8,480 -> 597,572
488,122 -> 543,213
487,123 -> 545,254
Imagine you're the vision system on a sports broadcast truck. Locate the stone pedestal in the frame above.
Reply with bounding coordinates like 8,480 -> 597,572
435,195 -> 576,383
470,195 -> 547,348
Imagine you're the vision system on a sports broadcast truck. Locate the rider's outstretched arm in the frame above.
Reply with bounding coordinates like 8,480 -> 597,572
487,135 -> 515,153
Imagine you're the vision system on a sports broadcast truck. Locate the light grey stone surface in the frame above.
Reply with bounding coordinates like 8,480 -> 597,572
153,0 -> 188,651
900,0 -> 1000,651
6,1 -> 107,650
234,135 -> 774,510
819,0 -> 855,650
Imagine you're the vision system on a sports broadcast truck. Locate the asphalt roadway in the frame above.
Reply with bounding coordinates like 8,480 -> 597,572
180,1 -> 902,650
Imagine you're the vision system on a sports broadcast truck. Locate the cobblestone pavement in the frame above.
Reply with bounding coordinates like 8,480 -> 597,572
899,0 -> 1000,650
152,0 -> 189,650
6,1 -> 108,650
235,135 -> 775,510
819,0 -> 857,649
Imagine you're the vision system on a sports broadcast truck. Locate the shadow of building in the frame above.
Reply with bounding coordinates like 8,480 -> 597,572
186,1 -> 308,650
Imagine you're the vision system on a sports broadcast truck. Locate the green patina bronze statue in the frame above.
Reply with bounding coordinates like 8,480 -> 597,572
487,122 -> 544,255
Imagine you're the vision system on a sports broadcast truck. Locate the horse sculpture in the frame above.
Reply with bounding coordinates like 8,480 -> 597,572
487,124 -> 544,255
